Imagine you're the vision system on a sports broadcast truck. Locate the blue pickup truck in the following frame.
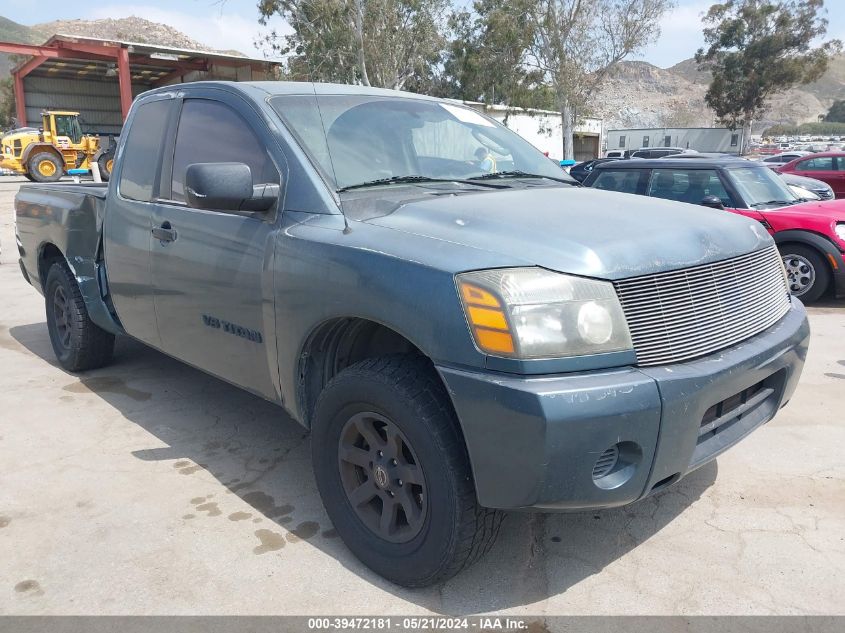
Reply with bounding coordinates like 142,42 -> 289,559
14,82 -> 810,587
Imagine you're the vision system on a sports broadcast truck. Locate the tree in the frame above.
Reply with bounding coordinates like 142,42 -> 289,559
257,0 -> 449,90
439,0 -> 553,110
0,77 -> 15,131
826,99 -> 845,123
523,0 -> 674,159
695,0 -> 841,152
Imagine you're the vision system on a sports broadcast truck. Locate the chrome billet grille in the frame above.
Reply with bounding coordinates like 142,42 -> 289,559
614,246 -> 791,366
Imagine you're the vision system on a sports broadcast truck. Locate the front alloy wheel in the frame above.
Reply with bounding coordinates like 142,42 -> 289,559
338,412 -> 426,543
779,244 -> 829,303
311,355 -> 503,587
783,254 -> 815,296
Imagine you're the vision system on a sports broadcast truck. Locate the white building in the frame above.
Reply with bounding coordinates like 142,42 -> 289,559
606,127 -> 744,155
462,102 -> 604,162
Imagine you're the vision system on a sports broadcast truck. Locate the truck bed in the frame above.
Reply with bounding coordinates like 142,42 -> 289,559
15,181 -> 116,331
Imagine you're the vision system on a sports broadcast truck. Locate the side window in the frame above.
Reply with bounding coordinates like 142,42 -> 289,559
170,100 -> 279,204
119,100 -> 172,202
664,135 -> 671,147
648,169 -> 730,206
730,134 -> 739,147
55,115 -> 82,144
642,136 -> 650,148
591,169 -> 644,194
797,157 -> 834,171
836,157 -> 845,171
619,135 -> 626,148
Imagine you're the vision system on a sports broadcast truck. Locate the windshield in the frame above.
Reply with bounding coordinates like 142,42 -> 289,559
728,165 -> 799,207
270,94 -> 570,191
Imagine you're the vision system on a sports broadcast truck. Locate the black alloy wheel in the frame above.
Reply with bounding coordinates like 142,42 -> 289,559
337,411 -> 426,543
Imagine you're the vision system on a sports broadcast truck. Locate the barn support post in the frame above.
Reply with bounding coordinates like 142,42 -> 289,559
116,47 -> 132,119
13,72 -> 26,127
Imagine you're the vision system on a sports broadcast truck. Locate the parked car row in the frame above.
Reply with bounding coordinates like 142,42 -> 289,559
605,147 -> 696,160
581,156 -> 845,303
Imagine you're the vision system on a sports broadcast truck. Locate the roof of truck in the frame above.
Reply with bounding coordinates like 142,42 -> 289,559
142,80 -> 450,103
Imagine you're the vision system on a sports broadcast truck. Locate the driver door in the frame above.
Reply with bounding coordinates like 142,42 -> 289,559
150,94 -> 284,399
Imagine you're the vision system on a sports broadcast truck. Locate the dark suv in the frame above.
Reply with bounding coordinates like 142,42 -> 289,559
583,157 -> 845,302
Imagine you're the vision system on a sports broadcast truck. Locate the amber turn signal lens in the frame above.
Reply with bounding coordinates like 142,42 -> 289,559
458,280 -> 516,356
474,328 -> 515,354
460,283 -> 501,308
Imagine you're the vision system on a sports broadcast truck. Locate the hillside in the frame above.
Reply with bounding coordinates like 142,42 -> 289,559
0,15 -> 244,79
591,55 -> 845,132
31,17 -> 243,56
0,16 -> 39,77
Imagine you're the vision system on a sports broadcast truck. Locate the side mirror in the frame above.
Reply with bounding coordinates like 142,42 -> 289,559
185,162 -> 279,212
700,195 -> 725,210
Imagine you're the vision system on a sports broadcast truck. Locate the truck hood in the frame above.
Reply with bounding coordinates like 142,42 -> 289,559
361,187 -> 773,280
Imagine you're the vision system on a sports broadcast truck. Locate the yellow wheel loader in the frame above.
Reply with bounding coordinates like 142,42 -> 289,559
1,110 -> 115,183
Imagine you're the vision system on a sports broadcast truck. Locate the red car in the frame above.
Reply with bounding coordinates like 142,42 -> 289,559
584,157 -> 845,302
778,152 -> 845,198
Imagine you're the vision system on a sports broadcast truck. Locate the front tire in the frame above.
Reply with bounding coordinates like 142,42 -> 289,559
28,152 -> 63,183
311,355 -> 503,587
44,260 -> 115,371
780,244 -> 830,303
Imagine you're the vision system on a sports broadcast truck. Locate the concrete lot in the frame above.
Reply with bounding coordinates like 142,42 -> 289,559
0,176 -> 844,616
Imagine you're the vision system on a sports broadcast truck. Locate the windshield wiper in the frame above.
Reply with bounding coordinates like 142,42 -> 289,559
337,175 -> 508,192
468,170 -> 579,185
751,199 -> 798,207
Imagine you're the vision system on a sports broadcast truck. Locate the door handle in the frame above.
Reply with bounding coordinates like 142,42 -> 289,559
152,221 -> 177,243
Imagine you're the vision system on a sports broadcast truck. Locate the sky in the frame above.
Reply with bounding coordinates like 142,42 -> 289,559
3,0 -> 845,69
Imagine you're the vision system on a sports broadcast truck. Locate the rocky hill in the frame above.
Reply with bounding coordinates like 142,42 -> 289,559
31,17 -> 243,56
0,15 -> 243,77
590,55 -> 845,132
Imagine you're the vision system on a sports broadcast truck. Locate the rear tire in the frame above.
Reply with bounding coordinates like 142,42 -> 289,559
97,152 -> 114,182
44,259 -> 115,371
28,152 -> 63,183
779,244 -> 830,303
311,355 -> 503,587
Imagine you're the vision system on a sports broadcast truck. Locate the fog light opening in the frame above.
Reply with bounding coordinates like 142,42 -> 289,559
592,441 -> 642,490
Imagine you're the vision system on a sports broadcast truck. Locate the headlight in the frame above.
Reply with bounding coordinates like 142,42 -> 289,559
835,223 -> 845,242
456,268 -> 633,359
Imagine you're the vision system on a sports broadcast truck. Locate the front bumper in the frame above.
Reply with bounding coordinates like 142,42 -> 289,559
438,298 -> 810,511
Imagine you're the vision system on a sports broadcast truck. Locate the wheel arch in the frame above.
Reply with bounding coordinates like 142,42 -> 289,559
774,229 -> 840,279
22,143 -> 64,169
296,317 -> 445,428
37,242 -> 66,287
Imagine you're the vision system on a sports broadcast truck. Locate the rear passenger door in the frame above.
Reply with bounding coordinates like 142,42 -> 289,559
104,95 -> 176,347
149,92 -> 286,399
